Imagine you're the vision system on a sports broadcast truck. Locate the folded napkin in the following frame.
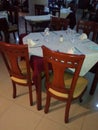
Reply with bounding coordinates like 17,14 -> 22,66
44,27 -> 49,35
67,48 -> 74,54
79,33 -> 87,40
27,39 -> 36,47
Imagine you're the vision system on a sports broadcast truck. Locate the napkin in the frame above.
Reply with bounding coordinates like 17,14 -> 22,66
67,48 -> 74,54
27,39 -> 36,47
44,27 -> 49,35
79,33 -> 87,40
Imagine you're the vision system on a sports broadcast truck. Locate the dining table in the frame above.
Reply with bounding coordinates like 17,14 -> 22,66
23,30 -> 98,109
24,14 -> 51,33
23,30 -> 98,76
24,7 -> 72,34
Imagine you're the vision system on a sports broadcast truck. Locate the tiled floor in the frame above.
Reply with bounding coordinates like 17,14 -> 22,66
0,10 -> 98,130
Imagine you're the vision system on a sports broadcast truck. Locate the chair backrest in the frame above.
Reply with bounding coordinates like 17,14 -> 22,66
7,6 -> 19,25
0,42 -> 32,85
34,4 -> 45,15
50,16 -> 69,31
76,20 -> 95,39
50,16 -> 62,30
0,18 -> 9,31
60,18 -> 69,30
0,18 -> 9,42
42,45 -> 85,97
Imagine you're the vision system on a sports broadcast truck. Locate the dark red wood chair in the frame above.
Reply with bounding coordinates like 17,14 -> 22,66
42,45 -> 88,123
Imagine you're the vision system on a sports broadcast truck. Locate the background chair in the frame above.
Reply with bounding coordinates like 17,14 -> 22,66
50,16 -> 69,31
76,20 -> 95,41
0,18 -> 9,42
34,4 -> 45,15
7,6 -> 19,40
0,7 -> 19,42
42,45 -> 88,123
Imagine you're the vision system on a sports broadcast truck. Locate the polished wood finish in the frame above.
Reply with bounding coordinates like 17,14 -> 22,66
0,42 -> 42,110
42,45 -> 88,123
0,42 -> 33,105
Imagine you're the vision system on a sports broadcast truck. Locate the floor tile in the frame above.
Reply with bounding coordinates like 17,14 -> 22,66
0,104 -> 43,130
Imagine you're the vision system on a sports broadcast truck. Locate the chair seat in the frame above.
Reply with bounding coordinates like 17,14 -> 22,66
8,24 -> 18,32
49,72 -> 88,98
11,60 -> 33,84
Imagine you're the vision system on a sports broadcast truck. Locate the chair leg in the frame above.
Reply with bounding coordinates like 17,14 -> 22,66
0,31 -> 3,40
65,101 -> 71,123
13,32 -> 16,40
28,85 -> 33,106
44,92 -> 51,113
33,74 -> 42,110
12,81 -> 16,98
89,73 -> 98,95
36,82 -> 42,110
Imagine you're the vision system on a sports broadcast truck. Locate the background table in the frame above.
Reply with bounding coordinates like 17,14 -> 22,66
24,14 -> 51,33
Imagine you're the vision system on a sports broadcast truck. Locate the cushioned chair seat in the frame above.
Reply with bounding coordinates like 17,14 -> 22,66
8,24 -> 18,32
10,60 -> 33,84
49,72 -> 88,98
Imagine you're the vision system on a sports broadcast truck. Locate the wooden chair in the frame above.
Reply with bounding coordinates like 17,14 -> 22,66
0,7 -> 19,42
76,20 -> 95,40
50,16 -> 69,31
61,18 -> 69,30
42,45 -> 88,123
0,18 -> 9,42
49,16 -> 62,31
34,4 -> 45,15
7,6 -> 19,40
0,42 -> 43,110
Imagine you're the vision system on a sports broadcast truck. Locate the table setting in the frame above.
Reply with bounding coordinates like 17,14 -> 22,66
23,28 -> 98,76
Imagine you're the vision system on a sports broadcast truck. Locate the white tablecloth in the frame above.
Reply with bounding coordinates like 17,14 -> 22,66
24,14 -> 51,22
23,30 -> 98,76
0,11 -> 8,20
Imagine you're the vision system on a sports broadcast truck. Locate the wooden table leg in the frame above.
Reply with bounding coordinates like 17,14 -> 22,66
25,19 -> 27,34
89,66 -> 98,95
